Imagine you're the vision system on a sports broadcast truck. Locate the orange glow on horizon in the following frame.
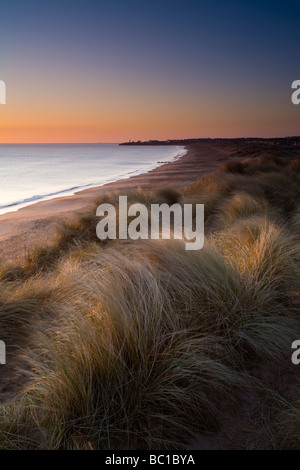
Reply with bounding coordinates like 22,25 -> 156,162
1,78 -> 300,143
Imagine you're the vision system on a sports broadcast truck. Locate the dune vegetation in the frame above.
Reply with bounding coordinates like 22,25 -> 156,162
0,145 -> 299,449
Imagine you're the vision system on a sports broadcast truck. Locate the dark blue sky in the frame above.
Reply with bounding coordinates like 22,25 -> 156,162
1,0 -> 299,142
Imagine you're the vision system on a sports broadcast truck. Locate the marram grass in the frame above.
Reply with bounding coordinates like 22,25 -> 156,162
0,151 -> 299,449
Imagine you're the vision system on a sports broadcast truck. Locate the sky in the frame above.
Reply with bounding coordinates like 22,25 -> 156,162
0,0 -> 299,143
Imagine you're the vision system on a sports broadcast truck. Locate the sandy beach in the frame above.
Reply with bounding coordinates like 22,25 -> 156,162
0,142 -> 233,262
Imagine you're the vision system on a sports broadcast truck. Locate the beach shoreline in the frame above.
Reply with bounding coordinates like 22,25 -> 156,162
0,142 -> 233,262
0,144 -> 187,216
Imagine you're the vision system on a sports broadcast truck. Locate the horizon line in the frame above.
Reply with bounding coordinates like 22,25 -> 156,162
1,135 -> 300,145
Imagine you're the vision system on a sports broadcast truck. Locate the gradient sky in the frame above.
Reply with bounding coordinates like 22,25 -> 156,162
0,0 -> 299,143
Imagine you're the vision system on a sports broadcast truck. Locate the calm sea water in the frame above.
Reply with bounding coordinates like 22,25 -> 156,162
0,144 -> 186,215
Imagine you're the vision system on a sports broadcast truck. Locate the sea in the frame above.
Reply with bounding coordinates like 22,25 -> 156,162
0,144 -> 186,215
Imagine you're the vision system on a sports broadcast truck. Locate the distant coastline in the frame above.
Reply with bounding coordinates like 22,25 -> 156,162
120,136 -> 300,146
